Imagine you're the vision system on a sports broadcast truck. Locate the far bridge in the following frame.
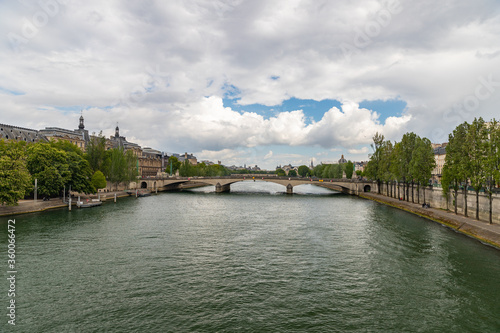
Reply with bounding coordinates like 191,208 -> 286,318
138,176 -> 377,195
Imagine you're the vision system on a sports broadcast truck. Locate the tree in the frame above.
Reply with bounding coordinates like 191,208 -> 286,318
0,140 -> 32,205
86,132 -> 109,173
50,140 -> 95,194
483,119 -> 500,224
66,151 -> 95,194
443,122 -> 469,215
167,156 -> 181,175
400,132 -> 418,202
410,137 -> 435,204
344,161 -> 354,179
380,141 -> 394,197
276,168 -> 286,176
298,165 -> 310,177
91,170 -> 107,191
365,132 -> 385,194
466,118 -> 487,220
124,150 -> 139,181
108,148 -> 126,189
179,160 -> 193,177
288,169 -> 297,177
26,143 -> 71,197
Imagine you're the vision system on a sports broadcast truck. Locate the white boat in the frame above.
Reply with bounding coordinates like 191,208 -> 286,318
77,199 -> 102,208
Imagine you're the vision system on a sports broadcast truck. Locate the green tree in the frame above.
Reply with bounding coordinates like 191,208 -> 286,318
167,156 -> 181,175
380,141 -> 395,197
288,169 -> 297,177
442,123 -> 469,215
91,170 -> 107,191
0,140 -> 32,205
124,150 -> 139,181
179,160 -> 193,177
108,148 -> 126,189
365,132 -> 385,194
484,119 -> 500,224
276,168 -> 286,176
466,118 -> 487,220
26,143 -> 71,197
344,161 -> 354,179
50,140 -> 95,194
37,166 -> 65,197
86,132 -> 109,173
410,137 -> 435,204
297,165 -> 310,177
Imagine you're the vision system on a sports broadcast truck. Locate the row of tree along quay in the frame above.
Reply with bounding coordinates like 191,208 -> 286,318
441,118 -> 500,224
364,131 -> 436,205
0,134 -> 138,206
364,117 -> 500,224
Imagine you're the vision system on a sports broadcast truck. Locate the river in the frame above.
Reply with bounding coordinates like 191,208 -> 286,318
2,181 -> 500,332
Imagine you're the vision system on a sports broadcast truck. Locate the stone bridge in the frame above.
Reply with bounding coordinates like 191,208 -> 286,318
137,176 -> 377,195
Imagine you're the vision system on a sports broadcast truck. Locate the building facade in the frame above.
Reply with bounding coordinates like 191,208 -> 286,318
39,115 -> 90,150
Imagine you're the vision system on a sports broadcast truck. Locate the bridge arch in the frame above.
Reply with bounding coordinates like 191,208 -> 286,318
141,181 -> 148,189
364,185 -> 371,192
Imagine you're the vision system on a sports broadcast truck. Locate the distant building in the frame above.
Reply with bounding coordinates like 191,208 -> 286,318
354,161 -> 367,173
39,115 -> 90,150
431,144 -> 447,184
0,123 -> 46,143
172,152 -> 197,165
338,154 -> 347,164
141,147 -> 165,178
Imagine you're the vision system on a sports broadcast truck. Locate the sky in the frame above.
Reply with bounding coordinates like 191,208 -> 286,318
1,0 -> 500,170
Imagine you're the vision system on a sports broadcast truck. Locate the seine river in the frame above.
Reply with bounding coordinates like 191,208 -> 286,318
2,182 -> 500,332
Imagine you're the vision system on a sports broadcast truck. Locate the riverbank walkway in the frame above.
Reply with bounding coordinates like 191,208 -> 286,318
0,191 -> 131,217
360,192 -> 500,249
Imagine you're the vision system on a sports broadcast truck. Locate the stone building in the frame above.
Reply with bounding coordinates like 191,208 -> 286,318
0,123 -> 45,143
140,147 -> 164,178
174,152 -> 197,165
431,144 -> 447,184
39,115 -> 90,150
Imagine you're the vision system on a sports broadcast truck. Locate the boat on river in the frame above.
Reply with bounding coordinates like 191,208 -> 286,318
77,199 -> 102,208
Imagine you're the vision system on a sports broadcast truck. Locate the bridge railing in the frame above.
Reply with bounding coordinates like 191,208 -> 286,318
139,175 -> 374,183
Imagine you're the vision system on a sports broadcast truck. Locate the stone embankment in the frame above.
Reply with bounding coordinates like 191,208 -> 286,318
0,191 -> 131,217
360,192 -> 500,249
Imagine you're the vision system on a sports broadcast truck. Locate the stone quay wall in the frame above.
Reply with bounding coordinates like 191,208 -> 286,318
378,183 -> 500,223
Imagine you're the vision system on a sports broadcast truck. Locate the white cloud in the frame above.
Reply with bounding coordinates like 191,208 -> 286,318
348,147 -> 369,154
1,0 -> 500,168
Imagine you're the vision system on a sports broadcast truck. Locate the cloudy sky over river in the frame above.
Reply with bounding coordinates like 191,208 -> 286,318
2,0 -> 500,168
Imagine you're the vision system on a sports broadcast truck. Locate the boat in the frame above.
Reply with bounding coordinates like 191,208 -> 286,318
77,199 -> 102,208
137,190 -> 151,197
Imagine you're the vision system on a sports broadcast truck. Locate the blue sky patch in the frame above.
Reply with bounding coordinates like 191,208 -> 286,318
223,97 -> 342,123
0,87 -> 24,96
359,99 -> 407,123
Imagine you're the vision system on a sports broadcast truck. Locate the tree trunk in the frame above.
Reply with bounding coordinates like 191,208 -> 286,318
454,186 -> 458,214
489,179 -> 494,224
397,182 -> 400,200
417,184 -> 420,204
463,181 -> 468,218
489,190 -> 493,224
406,182 -> 410,202
476,190 -> 480,220
411,181 -> 414,203
423,185 -> 426,204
